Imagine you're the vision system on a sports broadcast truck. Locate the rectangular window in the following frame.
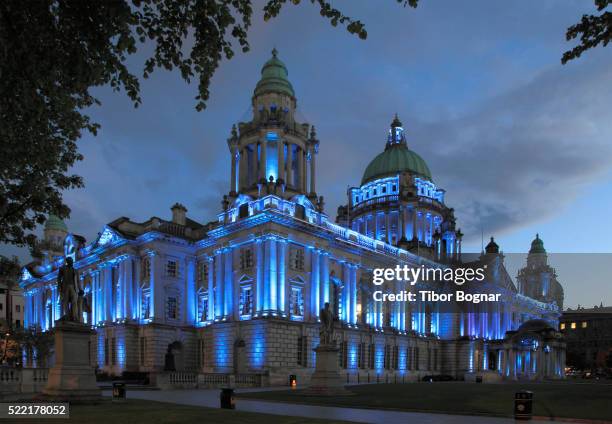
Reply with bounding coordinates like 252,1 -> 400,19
15,320 -> 20,328
358,342 -> 366,369
15,305 -> 20,312
166,260 -> 178,277
142,289 -> 151,319
368,343 -> 375,369
240,286 -> 253,317
297,336 -> 308,367
199,292 -> 209,322
570,322 -> 576,329
339,341 -> 348,369
139,337 -> 146,366
197,262 -> 208,284
111,337 -> 116,366
289,247 -> 305,271
167,297 -> 177,320
141,257 -> 151,281
290,286 -> 304,319
407,347 -> 412,371
581,321 -> 588,328
560,323 -> 566,330
239,248 -> 254,270
393,345 -> 399,370
104,338 -> 109,366
384,344 -> 391,370
198,339 -> 206,368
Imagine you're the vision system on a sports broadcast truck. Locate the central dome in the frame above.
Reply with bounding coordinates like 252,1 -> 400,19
361,144 -> 432,185
361,115 -> 433,185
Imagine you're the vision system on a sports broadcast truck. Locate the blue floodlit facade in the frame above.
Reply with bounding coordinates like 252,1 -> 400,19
20,50 -> 565,385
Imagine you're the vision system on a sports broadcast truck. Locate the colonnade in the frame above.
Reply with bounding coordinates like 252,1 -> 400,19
230,139 -> 316,194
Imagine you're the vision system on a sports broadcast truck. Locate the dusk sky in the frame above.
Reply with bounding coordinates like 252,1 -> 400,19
3,1 -> 611,308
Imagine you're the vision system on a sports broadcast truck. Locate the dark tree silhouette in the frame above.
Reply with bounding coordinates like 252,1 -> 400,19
563,0 -> 611,64
0,0 -> 417,250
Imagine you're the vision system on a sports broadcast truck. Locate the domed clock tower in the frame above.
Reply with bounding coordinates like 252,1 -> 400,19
224,49 -> 322,211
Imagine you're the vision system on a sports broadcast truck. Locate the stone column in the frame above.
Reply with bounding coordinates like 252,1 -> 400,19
103,265 -> 112,322
320,252 -> 330,306
185,257 -> 196,324
310,249 -> 320,319
310,148 -> 316,193
214,251 -> 223,320
278,240 -> 287,315
398,206 -> 404,242
261,140 -> 267,180
255,239 -> 264,313
267,239 -> 277,312
250,144 -> 257,185
230,146 -> 237,192
385,213 -> 390,243
342,263 -> 350,323
124,258 -> 133,320
350,265 -> 357,325
51,286 -> 58,324
286,143 -> 293,187
207,257 -> 214,321
297,147 -> 304,192
277,139 -> 285,182
90,272 -> 97,326
223,249 -> 233,318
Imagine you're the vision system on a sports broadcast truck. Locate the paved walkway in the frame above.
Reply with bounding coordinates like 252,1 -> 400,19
102,388 -> 566,424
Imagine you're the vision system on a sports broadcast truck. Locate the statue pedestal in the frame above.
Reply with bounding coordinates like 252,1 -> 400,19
303,344 -> 352,396
42,320 -> 101,401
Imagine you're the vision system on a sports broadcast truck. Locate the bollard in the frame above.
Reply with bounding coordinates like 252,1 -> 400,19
220,388 -> 235,409
289,374 -> 297,388
514,390 -> 533,421
112,382 -> 126,402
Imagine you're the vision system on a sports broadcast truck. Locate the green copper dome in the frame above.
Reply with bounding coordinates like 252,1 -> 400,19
361,145 -> 432,185
45,214 -> 67,232
529,234 -> 546,254
361,115 -> 433,185
253,49 -> 295,98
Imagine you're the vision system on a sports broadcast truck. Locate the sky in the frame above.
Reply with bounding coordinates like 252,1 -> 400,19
2,1 -> 611,308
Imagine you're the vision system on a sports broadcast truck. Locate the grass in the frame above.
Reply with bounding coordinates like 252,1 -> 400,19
2,399 -> 350,424
237,381 -> 612,421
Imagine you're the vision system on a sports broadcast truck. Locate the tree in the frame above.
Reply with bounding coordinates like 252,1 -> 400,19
0,0 -> 417,251
562,0 -> 611,64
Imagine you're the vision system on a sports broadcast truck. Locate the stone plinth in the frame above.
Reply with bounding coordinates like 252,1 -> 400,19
303,345 -> 352,396
42,320 -> 101,401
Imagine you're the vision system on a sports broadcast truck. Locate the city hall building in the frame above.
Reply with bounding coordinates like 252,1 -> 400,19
20,51 -> 565,385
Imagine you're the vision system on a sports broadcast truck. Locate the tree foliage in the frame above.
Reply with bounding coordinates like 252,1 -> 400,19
563,0 -> 611,64
0,0 -> 415,250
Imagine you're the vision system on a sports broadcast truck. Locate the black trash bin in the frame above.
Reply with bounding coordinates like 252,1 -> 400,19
514,390 -> 533,420
112,382 -> 126,402
220,388 -> 235,409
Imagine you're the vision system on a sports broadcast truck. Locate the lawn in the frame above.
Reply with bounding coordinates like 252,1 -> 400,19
2,399 -> 349,424
237,381 -> 612,421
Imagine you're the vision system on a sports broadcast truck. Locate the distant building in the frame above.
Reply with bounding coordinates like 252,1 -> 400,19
561,305 -> 612,369
516,235 -> 564,310
20,51 -> 565,384
0,277 -> 24,331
